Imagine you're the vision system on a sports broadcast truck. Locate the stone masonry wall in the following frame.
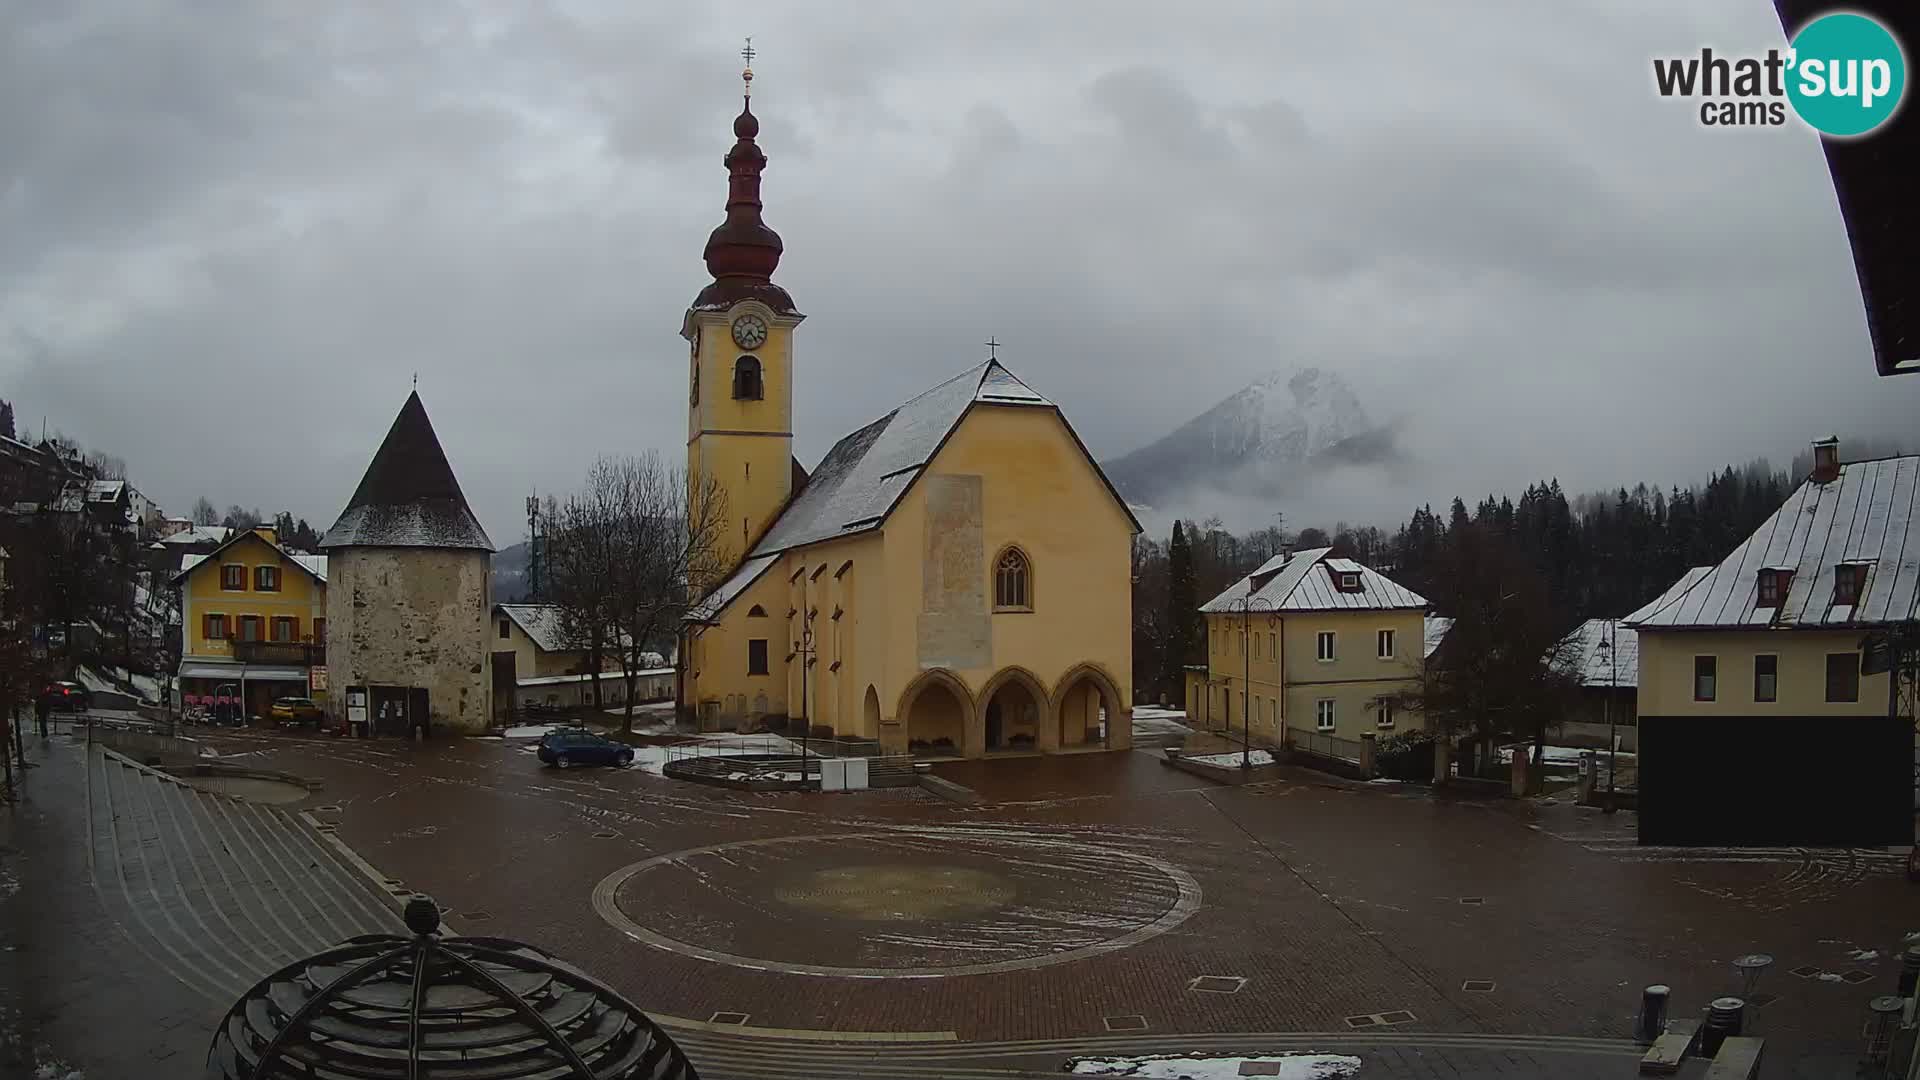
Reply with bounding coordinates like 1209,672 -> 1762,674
326,547 -> 492,734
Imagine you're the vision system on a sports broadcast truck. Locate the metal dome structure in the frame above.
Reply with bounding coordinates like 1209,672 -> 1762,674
207,897 -> 698,1079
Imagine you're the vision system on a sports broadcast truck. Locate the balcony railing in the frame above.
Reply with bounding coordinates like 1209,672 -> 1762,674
231,640 -> 324,666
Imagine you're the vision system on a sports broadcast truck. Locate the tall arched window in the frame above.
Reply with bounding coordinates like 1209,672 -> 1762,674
993,546 -> 1031,611
733,355 -> 763,400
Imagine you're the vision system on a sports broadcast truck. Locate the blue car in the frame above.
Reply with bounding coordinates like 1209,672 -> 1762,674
536,730 -> 635,769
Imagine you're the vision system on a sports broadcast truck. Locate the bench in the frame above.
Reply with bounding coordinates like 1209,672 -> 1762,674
1640,1019 -> 1699,1075
1702,1037 -> 1763,1080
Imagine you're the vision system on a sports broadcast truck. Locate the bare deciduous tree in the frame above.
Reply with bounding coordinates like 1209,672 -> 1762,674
548,454 -> 728,734
190,497 -> 219,526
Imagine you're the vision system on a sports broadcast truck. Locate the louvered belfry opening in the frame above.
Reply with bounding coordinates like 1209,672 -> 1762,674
207,897 -> 698,1079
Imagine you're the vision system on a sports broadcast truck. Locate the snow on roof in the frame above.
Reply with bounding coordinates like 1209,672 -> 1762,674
1625,454 -> 1920,629
497,604 -> 585,653
747,361 -> 1052,556
161,525 -> 232,545
1423,616 -> 1453,658
86,479 -> 126,501
1201,547 -> 1427,613
1623,566 -> 1713,624
174,534 -> 327,584
686,554 -> 779,623
320,391 -> 493,551
1556,618 -> 1638,688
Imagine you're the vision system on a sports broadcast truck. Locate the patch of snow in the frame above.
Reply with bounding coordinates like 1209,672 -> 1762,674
1817,972 -> 1845,982
1185,749 -> 1276,767
1367,777 -> 1403,785
1849,949 -> 1879,962
504,725 -> 565,739
1068,1052 -> 1362,1078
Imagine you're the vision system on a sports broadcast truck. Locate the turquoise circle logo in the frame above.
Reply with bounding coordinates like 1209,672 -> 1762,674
1786,12 -> 1906,136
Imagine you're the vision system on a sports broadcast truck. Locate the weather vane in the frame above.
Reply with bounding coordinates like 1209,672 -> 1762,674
985,337 -> 1002,360
741,37 -> 755,97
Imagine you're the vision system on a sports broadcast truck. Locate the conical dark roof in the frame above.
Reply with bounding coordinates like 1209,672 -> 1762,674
320,392 -> 494,551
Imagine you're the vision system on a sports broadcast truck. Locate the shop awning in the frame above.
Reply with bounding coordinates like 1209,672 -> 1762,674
177,661 -> 309,682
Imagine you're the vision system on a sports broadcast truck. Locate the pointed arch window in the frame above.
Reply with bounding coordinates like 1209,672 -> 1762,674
733,355 -> 763,400
747,604 -> 767,618
993,546 -> 1032,611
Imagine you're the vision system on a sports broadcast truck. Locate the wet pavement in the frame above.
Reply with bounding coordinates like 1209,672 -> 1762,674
2,722 -> 1914,1078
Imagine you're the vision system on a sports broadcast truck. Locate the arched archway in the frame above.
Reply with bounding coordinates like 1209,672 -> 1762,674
1053,663 -> 1127,751
862,685 -> 881,739
977,667 -> 1049,753
897,669 -> 974,759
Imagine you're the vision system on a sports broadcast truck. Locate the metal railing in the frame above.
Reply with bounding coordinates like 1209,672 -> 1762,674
1287,726 -> 1362,764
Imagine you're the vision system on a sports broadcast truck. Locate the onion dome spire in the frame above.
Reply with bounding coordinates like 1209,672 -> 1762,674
702,37 -> 782,284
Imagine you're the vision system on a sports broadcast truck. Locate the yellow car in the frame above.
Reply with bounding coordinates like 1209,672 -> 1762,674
270,697 -> 324,726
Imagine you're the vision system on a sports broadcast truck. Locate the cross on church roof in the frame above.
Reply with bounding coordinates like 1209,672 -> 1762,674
741,37 -> 755,96
985,337 -> 1002,360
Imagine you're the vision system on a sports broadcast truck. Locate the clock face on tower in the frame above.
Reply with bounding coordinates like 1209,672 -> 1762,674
731,314 -> 768,350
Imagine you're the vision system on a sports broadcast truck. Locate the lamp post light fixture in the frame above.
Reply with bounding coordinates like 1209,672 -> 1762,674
1227,594 -> 1279,770
793,609 -> 816,783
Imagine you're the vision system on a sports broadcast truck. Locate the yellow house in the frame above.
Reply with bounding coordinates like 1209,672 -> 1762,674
1186,548 -> 1428,755
1624,439 -> 1917,846
172,527 -> 328,717
677,82 -> 1139,759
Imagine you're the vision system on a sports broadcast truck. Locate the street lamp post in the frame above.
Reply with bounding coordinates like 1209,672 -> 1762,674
793,610 -> 816,784
1600,623 -> 1618,814
1229,595 -> 1278,770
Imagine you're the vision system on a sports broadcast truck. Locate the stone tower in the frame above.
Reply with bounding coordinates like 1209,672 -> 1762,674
320,391 -> 494,735
683,57 -> 805,570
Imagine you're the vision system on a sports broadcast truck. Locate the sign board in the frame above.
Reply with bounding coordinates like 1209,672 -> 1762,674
346,686 -> 367,727
309,666 -> 329,692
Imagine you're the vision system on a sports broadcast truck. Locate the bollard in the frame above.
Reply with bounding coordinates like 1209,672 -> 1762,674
1636,984 -> 1671,1044
1700,997 -> 1745,1057
1898,946 -> 1920,999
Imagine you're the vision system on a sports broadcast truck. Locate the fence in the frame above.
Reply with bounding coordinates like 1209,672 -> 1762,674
1286,727 -> 1363,764
659,736 -> 914,788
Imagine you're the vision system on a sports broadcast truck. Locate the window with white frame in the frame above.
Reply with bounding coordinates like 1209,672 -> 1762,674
1315,698 -> 1336,731
1377,628 -> 1395,659
1316,631 -> 1336,661
1375,699 -> 1394,728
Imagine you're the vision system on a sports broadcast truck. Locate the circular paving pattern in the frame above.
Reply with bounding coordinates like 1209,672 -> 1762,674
591,826 -> 1202,978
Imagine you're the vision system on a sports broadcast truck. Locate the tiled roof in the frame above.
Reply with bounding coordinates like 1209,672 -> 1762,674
748,361 -> 1055,557
686,554 -> 779,624
497,604 -> 581,654
1201,547 -> 1427,613
1625,455 -> 1920,629
321,391 -> 493,551
176,541 -> 327,584
161,525 -> 232,545
1557,618 -> 1638,689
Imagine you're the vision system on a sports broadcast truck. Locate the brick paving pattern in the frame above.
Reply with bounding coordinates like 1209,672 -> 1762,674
2,724 -> 1913,1079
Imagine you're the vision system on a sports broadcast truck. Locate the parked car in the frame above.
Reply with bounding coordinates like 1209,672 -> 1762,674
37,681 -> 92,713
536,730 -> 634,769
270,697 -> 325,726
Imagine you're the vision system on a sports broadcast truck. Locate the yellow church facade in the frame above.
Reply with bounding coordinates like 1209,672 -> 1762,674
677,75 -> 1137,759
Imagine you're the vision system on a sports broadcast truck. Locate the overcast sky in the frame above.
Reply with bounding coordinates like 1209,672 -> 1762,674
5,0 -> 1916,543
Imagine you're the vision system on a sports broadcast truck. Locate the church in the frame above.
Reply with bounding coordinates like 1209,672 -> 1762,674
678,58 -> 1139,759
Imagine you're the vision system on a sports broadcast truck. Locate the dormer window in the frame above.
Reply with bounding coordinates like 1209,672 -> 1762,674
1335,571 -> 1362,593
732,355 -> 763,400
1832,562 -> 1869,606
1756,568 -> 1792,607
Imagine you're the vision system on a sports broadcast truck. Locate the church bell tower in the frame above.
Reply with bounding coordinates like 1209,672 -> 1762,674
684,41 -> 804,568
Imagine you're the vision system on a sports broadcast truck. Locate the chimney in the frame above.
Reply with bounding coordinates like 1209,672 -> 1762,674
1810,437 -> 1840,484
253,525 -> 279,546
